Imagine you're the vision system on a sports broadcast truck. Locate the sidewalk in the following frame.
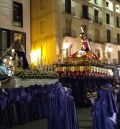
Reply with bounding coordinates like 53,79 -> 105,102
77,108 -> 92,129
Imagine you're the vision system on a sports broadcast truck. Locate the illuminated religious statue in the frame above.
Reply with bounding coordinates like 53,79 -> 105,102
10,33 -> 29,69
79,26 -> 100,61
80,26 -> 91,52
0,33 -> 29,83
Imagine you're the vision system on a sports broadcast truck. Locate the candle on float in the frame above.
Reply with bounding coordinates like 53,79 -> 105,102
41,46 -> 42,64
11,49 -> 15,53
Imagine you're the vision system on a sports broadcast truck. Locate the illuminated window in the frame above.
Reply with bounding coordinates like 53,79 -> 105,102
13,2 -> 23,27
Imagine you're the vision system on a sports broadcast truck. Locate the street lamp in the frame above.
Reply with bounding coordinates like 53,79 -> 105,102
107,45 -> 113,53
62,41 -> 71,58
62,41 -> 71,50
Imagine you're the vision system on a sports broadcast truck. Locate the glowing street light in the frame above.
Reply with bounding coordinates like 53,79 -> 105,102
107,45 -> 113,53
11,49 -> 15,53
62,41 -> 71,58
62,41 -> 71,50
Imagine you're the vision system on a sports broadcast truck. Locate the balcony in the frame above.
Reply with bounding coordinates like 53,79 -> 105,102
81,15 -> 91,21
81,14 -> 103,25
87,34 -> 106,44
93,18 -> 102,25
107,39 -> 120,45
63,28 -> 77,38
89,14 -> 103,25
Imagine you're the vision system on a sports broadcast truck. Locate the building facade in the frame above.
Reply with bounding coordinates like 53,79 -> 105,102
31,0 -> 120,73
0,0 -> 31,63
31,0 -> 57,65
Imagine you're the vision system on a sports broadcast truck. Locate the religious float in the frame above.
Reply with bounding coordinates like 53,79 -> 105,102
56,27 -> 113,78
0,34 -> 58,87
55,26 -> 115,108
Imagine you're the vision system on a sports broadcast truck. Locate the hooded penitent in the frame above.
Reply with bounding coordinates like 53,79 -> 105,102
92,80 -> 118,129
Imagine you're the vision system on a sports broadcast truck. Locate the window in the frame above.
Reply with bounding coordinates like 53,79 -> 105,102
13,2 -> 23,27
95,29 -> 100,42
0,28 -> 26,56
82,5 -> 89,19
117,33 -> 120,44
65,0 -> 71,14
116,17 -> 120,27
116,5 -> 120,13
106,13 -> 110,24
0,29 -> 10,56
94,9 -> 99,23
106,2 -> 109,7
106,29 -> 111,42
94,0 -> 98,5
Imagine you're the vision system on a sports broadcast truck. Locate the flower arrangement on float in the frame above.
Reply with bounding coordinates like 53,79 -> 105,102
15,68 -> 59,79
56,54 -> 112,77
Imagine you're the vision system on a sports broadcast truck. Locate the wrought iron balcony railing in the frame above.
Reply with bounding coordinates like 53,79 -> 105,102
63,28 -> 77,38
93,17 -> 103,25
81,15 -> 91,21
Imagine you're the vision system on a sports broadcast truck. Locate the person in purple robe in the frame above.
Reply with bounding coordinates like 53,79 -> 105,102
92,81 -> 118,129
